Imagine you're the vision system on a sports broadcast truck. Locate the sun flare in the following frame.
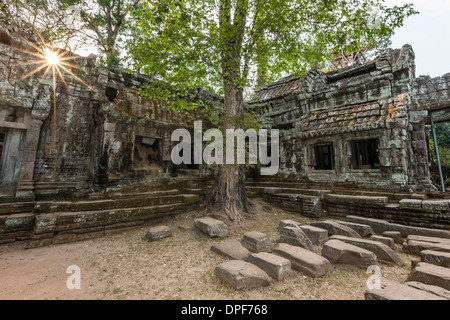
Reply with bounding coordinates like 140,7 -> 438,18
44,48 -> 60,66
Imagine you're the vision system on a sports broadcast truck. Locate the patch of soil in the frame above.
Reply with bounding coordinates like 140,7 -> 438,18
0,199 -> 413,300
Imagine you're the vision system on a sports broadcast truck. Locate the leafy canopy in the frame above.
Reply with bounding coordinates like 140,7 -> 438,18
128,0 -> 417,110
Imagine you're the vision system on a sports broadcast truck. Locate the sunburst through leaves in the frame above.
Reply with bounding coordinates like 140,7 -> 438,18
9,30 -> 104,144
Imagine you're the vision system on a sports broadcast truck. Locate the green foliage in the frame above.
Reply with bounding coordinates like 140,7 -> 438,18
429,123 -> 450,188
128,0 -> 416,111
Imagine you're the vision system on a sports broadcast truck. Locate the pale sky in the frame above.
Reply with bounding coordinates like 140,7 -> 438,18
385,0 -> 450,78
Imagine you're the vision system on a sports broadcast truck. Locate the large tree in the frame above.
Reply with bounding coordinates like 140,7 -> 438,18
128,0 -> 416,222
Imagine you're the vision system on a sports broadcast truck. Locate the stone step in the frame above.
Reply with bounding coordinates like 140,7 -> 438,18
272,243 -> 332,278
3,203 -> 189,247
407,262 -> 450,291
325,194 -> 389,207
421,250 -> 450,268
346,215 -> 450,239
365,278 -> 446,300
247,186 -> 332,197
322,239 -> 377,268
34,194 -> 198,214
0,202 -> 35,215
330,235 -> 404,266
311,220 -> 362,239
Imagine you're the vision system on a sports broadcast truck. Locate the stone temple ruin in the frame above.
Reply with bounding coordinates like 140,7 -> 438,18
0,22 -> 449,253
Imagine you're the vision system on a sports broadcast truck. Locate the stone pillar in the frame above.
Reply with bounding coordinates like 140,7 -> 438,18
15,117 -> 44,201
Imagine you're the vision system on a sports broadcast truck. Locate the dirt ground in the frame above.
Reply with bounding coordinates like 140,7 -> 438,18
0,199 -> 414,300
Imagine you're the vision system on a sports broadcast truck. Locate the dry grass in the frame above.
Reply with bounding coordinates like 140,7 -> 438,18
0,199 -> 414,300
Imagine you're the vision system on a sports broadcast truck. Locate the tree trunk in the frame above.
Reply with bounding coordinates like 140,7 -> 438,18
207,82 -> 252,222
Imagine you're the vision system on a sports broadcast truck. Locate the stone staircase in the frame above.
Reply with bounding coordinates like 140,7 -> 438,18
0,178 -> 211,247
246,180 -> 450,229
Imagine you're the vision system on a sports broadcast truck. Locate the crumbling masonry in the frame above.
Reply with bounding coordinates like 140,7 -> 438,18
0,24 -> 448,247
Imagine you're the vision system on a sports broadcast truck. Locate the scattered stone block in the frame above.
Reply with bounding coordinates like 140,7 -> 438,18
346,215 -> 450,239
407,235 -> 450,246
330,235 -> 403,266
145,225 -> 172,241
407,262 -> 450,291
247,252 -> 292,280
279,226 -> 314,251
370,235 -> 395,249
194,217 -> 228,238
278,219 -> 301,232
334,221 -> 374,237
365,278 -> 446,300
322,239 -> 377,268
382,231 -> 403,244
411,258 -> 420,269
215,260 -> 271,290
421,250 -> 450,268
345,216 -> 389,234
299,225 -> 328,246
311,220 -> 361,238
272,243 -> 332,278
241,231 -> 273,253
405,281 -> 450,300
403,240 -> 450,255
211,239 -> 250,260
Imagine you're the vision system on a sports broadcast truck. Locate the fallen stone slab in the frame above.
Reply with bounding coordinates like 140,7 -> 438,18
402,240 -> 450,255
370,235 -> 395,249
145,225 -> 172,241
311,220 -> 361,239
345,216 -> 390,234
407,235 -> 450,246
365,278 -> 446,300
247,252 -> 292,280
420,250 -> 450,268
272,243 -> 332,278
407,262 -> 450,291
211,239 -> 250,260
346,215 -> 450,239
405,281 -> 450,300
382,231 -> 403,244
330,235 -> 403,266
299,225 -> 328,246
278,219 -> 302,232
334,221 -> 374,237
194,217 -> 228,238
279,226 -> 314,251
215,260 -> 271,290
322,239 -> 377,268
241,231 -> 273,253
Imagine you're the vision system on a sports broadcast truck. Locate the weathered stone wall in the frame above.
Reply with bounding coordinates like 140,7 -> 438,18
0,24 -> 219,202
250,45 -> 444,192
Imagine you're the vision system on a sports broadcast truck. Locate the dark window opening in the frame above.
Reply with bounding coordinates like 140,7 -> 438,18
351,139 -> 380,169
314,144 -> 334,170
133,136 -> 161,169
